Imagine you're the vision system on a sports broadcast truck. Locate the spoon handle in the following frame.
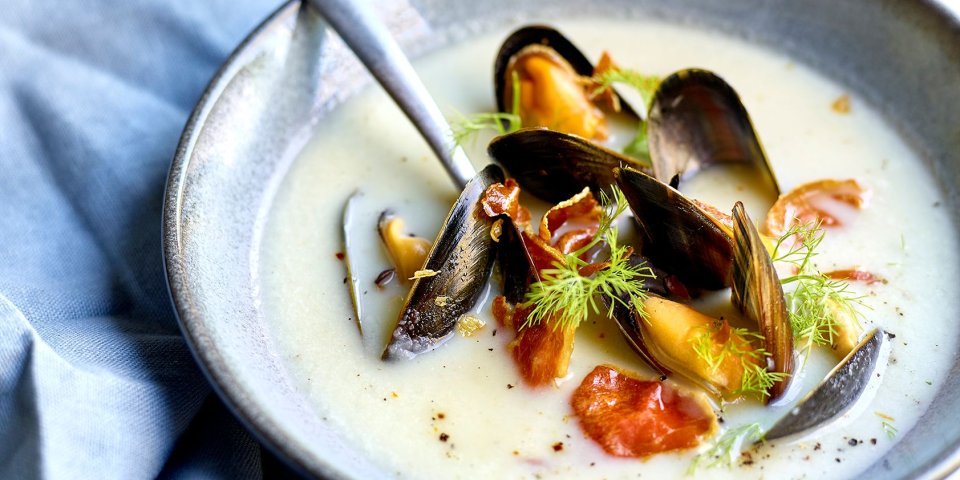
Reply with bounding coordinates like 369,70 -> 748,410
308,0 -> 476,189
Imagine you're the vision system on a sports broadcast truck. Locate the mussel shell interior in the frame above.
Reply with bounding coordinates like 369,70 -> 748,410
605,255 -> 680,380
647,69 -> 780,198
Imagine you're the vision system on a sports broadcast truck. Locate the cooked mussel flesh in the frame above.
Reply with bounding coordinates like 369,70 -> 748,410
494,26 -> 596,113
378,210 -> 432,280
494,26 -> 634,140
606,255 -> 691,380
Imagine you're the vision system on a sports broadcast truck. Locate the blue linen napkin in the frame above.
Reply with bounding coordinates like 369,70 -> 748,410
0,1 -> 289,478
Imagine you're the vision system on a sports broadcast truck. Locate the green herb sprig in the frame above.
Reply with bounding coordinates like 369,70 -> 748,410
690,324 -> 789,400
688,423 -> 765,474
590,68 -> 662,162
876,412 -> 898,439
522,186 -> 655,331
591,69 -> 661,109
450,72 -> 521,147
773,220 -> 867,356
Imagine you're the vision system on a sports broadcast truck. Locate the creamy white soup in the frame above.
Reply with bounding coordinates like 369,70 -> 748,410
259,18 -> 960,479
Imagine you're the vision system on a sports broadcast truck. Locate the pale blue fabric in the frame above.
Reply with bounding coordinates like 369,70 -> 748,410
0,1 -> 292,478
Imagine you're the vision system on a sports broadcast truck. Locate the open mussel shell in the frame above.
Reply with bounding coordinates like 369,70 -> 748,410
614,166 -> 733,291
495,215 -> 539,305
647,69 -> 780,197
494,26 -> 593,114
382,165 -> 504,360
765,329 -> 889,441
341,190 -> 364,336
605,255 -> 688,380
494,25 -> 638,115
489,128 -> 652,203
731,202 -> 794,403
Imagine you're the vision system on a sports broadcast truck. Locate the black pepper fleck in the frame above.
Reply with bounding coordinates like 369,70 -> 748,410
552,442 -> 564,452
439,433 -> 449,442
848,438 -> 859,447
835,458 -> 842,463
870,438 -> 878,445
814,443 -> 822,451
507,384 -> 515,389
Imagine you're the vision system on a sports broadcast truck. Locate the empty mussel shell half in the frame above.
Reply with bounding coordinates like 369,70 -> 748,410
341,190 -> 364,336
489,128 -> 652,203
614,166 -> 734,291
382,164 -> 504,360
731,202 -> 794,403
765,329 -> 889,441
647,69 -> 780,199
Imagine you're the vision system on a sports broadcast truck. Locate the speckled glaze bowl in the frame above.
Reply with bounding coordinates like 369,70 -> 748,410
162,1 -> 960,478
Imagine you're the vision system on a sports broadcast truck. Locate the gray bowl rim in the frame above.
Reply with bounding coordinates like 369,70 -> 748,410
162,2 -> 321,478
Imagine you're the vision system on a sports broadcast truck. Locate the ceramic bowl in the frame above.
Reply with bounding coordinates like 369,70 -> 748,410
162,0 -> 960,477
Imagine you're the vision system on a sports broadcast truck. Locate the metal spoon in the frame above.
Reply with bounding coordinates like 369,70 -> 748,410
307,0 -> 476,189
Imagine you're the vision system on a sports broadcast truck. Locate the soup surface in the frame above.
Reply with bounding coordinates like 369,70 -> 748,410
259,18 -> 960,479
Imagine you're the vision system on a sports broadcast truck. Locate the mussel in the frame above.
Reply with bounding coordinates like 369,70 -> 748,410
647,69 -> 780,200
488,128 -> 652,203
493,26 -> 637,140
765,328 -> 889,441
605,255 -> 684,381
494,26 -> 596,114
341,190 -> 364,335
614,166 -> 734,291
382,165 -> 504,360
610,290 -> 772,400
731,202 -> 794,402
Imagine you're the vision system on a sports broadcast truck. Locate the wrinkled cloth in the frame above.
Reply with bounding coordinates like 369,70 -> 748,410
0,0 -> 292,478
